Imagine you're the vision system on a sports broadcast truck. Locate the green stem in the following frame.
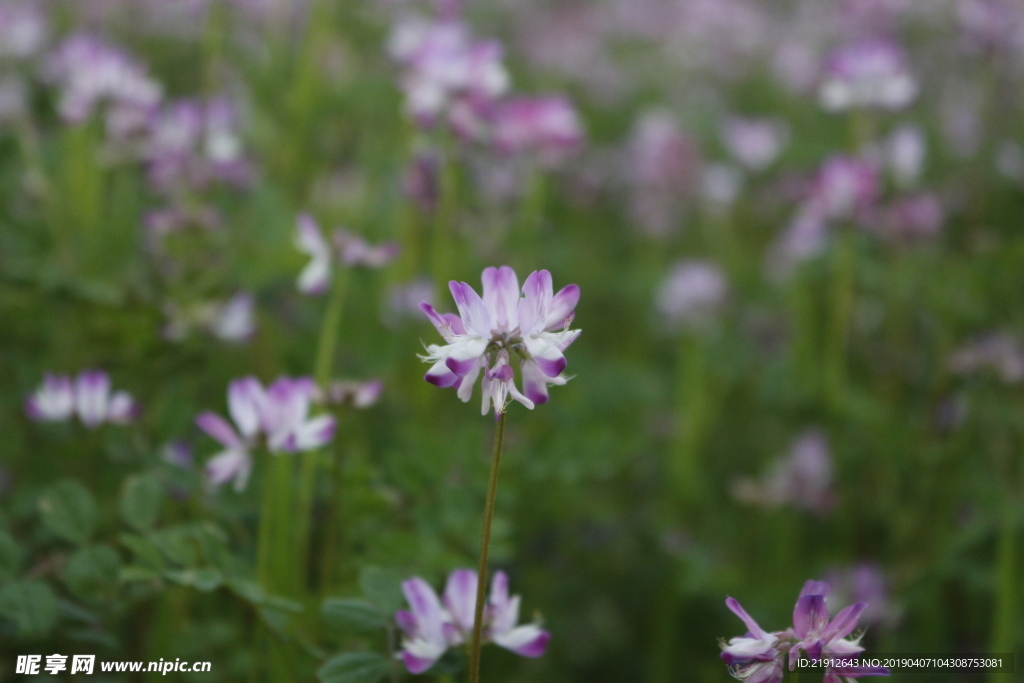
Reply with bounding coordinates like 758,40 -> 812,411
989,500 -> 1018,683
824,229 -> 856,412
431,143 -> 458,290
257,454 -> 296,593
671,335 -> 709,504
468,413 -> 507,683
296,269 -> 349,594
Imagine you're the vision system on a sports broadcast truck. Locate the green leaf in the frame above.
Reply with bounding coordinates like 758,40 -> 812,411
119,474 -> 163,532
38,480 -> 97,545
0,529 -> 24,582
119,533 -> 166,570
164,568 -> 223,592
322,599 -> 388,633
359,566 -> 404,614
0,580 -> 58,637
62,546 -> 121,602
317,652 -> 391,683
150,526 -> 199,566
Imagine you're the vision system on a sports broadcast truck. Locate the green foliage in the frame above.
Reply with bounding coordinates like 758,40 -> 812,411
38,480 -> 97,546
118,473 -> 163,533
322,598 -> 389,633
62,545 -> 121,603
0,580 -> 58,637
317,652 -> 392,683
0,529 -> 24,583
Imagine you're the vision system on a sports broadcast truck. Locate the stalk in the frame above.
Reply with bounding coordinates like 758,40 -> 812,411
295,268 -> 349,593
468,413 -> 507,683
824,229 -> 856,412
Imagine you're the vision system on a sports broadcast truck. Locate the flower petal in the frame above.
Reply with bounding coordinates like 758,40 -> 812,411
443,569 -> 478,633
517,270 -> 553,335
228,377 -> 265,439
76,370 -> 111,428
492,624 -> 550,658
726,597 -> 769,641
402,577 -> 447,645
524,336 -> 567,377
449,281 -> 490,337
196,412 -> 243,448
482,266 -> 520,332
543,284 -> 579,331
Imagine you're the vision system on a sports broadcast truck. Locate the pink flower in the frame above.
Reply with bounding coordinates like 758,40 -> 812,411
25,374 -> 75,422
294,215 -> 399,295
396,569 -> 549,674
196,376 -> 336,491
26,371 -> 137,427
491,96 -> 584,166
419,266 -> 580,419
819,39 -> 917,112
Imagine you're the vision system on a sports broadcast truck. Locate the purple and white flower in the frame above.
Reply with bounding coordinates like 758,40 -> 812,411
732,429 -> 834,515
723,118 -> 788,172
325,380 -> 384,409
721,581 -> 891,683
26,371 -> 137,428
419,266 -> 580,419
25,374 -> 75,422
490,96 -> 584,166
656,260 -> 728,329
196,376 -> 336,491
294,215 -> 399,295
396,569 -> 549,674
819,40 -> 917,112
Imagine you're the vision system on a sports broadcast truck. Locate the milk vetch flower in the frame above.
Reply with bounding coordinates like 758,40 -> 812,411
419,266 -> 580,419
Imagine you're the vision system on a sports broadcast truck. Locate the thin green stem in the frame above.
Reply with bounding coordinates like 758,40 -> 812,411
296,268 -> 349,594
671,334 -> 709,504
469,413 -> 507,683
989,499 -> 1017,683
824,229 -> 856,412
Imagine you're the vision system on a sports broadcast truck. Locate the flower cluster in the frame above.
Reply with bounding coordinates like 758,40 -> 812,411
387,7 -> 583,163
419,266 -> 580,419
396,569 -> 549,674
294,214 -> 400,295
26,371 -> 138,428
721,580 -> 891,683
162,292 -> 256,344
819,39 -> 917,113
732,430 -> 835,516
196,376 -> 337,491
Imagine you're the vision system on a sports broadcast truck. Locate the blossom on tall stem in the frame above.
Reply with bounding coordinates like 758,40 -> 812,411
819,39 -> 917,112
656,260 -> 728,330
196,376 -> 336,491
294,214 -> 399,295
490,96 -> 585,166
395,569 -> 549,674
419,266 -> 580,419
26,371 -> 137,427
44,34 -> 162,129
721,580 -> 891,682
732,429 -> 835,515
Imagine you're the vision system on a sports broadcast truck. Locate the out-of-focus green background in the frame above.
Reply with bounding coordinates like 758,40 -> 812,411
0,0 -> 1021,680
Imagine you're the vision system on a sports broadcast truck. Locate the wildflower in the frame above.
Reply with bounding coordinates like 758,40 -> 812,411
819,40 -> 917,112
44,34 -> 162,128
294,215 -> 399,295
26,371 -> 137,427
490,96 -> 585,166
824,564 -> 902,630
143,98 -> 250,193
949,333 -> 1024,383
196,376 -> 336,491
884,125 -> 925,186
656,260 -> 728,329
25,374 -> 75,422
209,293 -> 257,343
0,1 -> 47,60
325,380 -> 384,409
625,109 -> 701,236
720,597 -> 785,683
723,118 -> 788,172
732,429 -> 834,515
396,569 -> 549,674
720,581 -> 891,683
419,266 -> 580,418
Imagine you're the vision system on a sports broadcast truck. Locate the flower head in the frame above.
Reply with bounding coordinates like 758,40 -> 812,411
721,581 -> 891,683
196,376 -> 336,491
294,215 -> 399,295
419,266 -> 580,419
26,371 -> 137,428
819,39 -> 917,112
396,569 -> 549,674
